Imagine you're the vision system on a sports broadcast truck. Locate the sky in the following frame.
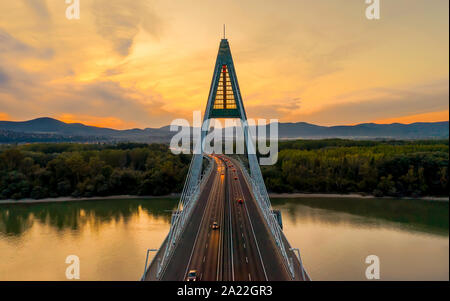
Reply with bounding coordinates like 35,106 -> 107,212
0,0 -> 448,129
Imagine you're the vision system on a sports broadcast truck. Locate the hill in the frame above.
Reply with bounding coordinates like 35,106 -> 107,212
0,117 -> 448,143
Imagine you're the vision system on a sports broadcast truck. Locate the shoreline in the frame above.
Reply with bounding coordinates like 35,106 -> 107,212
0,194 -> 180,205
0,192 -> 447,205
269,193 -> 449,202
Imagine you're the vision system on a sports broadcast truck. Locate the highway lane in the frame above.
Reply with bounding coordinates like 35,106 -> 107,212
180,154 -> 292,281
220,161 -> 234,281
150,154 -> 308,281
227,160 -> 268,281
229,156 -> 309,281
185,156 -> 226,281
185,155 -> 270,281
232,160 -> 290,281
154,156 -> 218,281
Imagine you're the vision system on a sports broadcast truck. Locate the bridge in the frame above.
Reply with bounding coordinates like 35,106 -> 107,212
142,37 -> 310,281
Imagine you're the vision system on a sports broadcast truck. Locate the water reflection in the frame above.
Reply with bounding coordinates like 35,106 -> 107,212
272,197 -> 449,236
0,197 -> 447,280
272,198 -> 449,281
0,198 -> 178,281
0,199 -> 177,237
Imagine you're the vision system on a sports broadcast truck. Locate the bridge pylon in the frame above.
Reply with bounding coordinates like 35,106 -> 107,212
149,37 -> 296,280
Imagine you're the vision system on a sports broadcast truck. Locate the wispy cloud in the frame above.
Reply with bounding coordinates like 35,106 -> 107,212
295,80 -> 449,125
0,28 -> 54,59
0,68 -> 9,86
21,0 -> 50,19
92,0 -> 163,56
0,0 -> 447,128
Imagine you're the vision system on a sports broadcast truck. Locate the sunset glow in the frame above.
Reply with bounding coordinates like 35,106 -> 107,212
0,0 -> 448,129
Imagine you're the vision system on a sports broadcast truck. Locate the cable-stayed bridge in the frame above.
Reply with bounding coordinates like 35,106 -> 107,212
142,38 -> 310,281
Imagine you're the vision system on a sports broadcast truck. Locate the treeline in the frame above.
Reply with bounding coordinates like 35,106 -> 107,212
0,143 -> 190,200
262,139 -> 448,197
0,139 -> 448,200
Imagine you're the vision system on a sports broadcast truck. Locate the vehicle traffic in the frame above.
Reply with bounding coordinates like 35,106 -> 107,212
186,270 -> 198,281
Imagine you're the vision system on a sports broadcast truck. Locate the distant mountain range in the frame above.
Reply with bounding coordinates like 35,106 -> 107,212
0,117 -> 448,144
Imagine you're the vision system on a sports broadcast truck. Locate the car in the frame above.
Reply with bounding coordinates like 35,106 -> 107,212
211,221 -> 219,229
187,270 -> 198,281
234,176 -> 238,180
237,198 -> 244,204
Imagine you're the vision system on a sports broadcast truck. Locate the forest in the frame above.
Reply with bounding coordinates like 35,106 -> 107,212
0,143 -> 190,200
0,139 -> 448,200
262,139 -> 448,197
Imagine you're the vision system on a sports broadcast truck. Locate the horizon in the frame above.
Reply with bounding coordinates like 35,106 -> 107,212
0,1 -> 448,129
0,116 -> 448,131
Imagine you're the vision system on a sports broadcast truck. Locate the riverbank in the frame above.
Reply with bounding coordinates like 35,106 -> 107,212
0,194 -> 180,205
269,193 -> 449,202
0,192 -> 447,205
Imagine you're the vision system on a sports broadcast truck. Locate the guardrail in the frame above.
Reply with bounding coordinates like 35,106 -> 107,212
140,249 -> 159,281
143,154 -> 214,280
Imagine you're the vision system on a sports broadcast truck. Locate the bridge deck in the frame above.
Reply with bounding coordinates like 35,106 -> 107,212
144,155 -> 309,281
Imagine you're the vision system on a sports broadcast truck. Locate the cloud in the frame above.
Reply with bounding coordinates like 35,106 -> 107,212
0,70 -> 179,128
92,0 -> 163,56
0,0 -> 447,128
0,68 -> 9,86
0,29 -> 31,53
0,28 -> 54,59
21,0 -> 50,19
243,80 -> 449,125
296,80 -> 449,125
247,97 -> 302,120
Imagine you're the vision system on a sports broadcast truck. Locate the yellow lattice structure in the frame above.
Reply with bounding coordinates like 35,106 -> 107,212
213,65 -> 237,110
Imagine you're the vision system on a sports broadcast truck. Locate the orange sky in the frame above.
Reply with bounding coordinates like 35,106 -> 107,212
372,110 -> 449,124
0,0 -> 448,129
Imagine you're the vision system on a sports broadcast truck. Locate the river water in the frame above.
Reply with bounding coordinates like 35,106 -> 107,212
0,197 -> 447,281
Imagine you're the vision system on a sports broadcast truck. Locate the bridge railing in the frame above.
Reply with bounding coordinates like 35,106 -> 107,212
149,154 -> 213,279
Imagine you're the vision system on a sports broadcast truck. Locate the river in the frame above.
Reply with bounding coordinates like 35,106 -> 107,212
0,197 -> 447,281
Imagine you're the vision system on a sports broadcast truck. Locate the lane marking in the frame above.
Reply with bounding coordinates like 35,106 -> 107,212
205,243 -> 208,249
248,273 -> 252,281
228,164 -> 235,281
242,188 -> 269,281
246,257 -> 248,264
203,256 -> 205,263
216,162 -> 226,281
183,161 -> 219,280
230,157 -> 269,281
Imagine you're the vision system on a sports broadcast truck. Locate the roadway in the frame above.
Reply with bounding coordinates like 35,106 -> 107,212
145,154 -> 309,281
